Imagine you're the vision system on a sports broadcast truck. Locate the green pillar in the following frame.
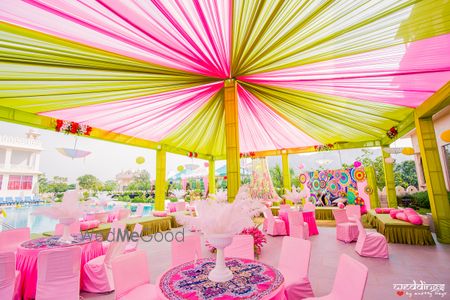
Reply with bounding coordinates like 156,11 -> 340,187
155,148 -> 166,211
382,150 -> 397,208
365,166 -> 380,208
415,115 -> 450,243
208,159 -> 216,194
281,152 -> 291,193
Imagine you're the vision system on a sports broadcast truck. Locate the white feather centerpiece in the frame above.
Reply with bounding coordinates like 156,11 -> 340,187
284,186 -> 308,210
176,186 -> 264,282
172,189 -> 186,200
33,190 -> 84,243
208,190 -> 228,203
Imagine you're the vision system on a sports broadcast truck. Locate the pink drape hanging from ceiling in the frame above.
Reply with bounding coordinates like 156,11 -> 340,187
237,84 -> 319,152
40,82 -> 223,142
240,34 -> 450,108
0,0 -> 231,78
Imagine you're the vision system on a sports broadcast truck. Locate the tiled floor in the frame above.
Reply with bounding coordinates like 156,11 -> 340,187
81,226 -> 450,300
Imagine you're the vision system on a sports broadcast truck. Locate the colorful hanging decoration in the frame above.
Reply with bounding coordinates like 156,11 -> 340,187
187,152 -> 198,158
355,197 -> 365,206
240,152 -> 256,158
177,165 -> 185,172
364,185 -> 374,195
386,127 -> 398,139
339,170 -> 351,187
327,180 -> 340,195
135,156 -> 145,164
314,144 -> 334,152
299,173 -> 309,184
353,161 -> 362,168
56,148 -> 91,159
55,119 -> 92,136
441,130 -> 450,143
351,168 -> 366,182
401,147 -> 415,155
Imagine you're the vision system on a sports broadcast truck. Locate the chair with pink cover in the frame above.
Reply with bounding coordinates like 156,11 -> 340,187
111,250 -> 157,300
263,208 -> 287,236
224,234 -> 254,260
288,211 -> 309,240
103,223 -> 143,254
346,205 -> 361,223
83,238 -> 126,293
355,219 -> 389,259
303,202 -> 316,212
333,209 -> 359,243
0,227 -> 30,253
0,251 -> 21,300
117,208 -> 131,221
36,246 -> 82,300
131,204 -> 144,218
304,254 -> 368,300
102,221 -> 127,253
278,237 -> 314,299
55,220 -> 81,235
172,234 -> 202,267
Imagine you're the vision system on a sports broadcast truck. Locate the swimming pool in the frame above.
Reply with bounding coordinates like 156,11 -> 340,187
1,203 -> 154,233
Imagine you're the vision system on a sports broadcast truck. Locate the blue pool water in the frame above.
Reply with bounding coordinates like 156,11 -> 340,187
2,203 -> 154,233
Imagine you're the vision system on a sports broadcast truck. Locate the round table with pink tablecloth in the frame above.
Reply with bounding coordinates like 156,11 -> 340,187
16,233 -> 103,300
158,258 -> 285,300
278,210 -> 319,236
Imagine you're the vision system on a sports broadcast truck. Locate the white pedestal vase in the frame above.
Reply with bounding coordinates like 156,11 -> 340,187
207,234 -> 234,282
58,217 -> 76,244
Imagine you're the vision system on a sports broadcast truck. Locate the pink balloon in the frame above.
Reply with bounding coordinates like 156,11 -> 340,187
354,161 -> 362,168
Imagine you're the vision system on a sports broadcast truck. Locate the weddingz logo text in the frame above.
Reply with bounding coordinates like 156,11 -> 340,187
81,228 -> 185,243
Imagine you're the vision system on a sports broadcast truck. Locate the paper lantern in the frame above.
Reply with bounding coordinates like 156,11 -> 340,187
298,163 -> 305,169
440,130 -> 450,142
177,165 -> 184,172
135,156 -> 145,164
401,147 -> 414,155
353,161 -> 362,168
384,157 -> 395,164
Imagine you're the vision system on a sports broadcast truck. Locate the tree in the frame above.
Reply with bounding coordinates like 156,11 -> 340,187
127,170 -> 151,191
394,160 -> 418,188
269,164 -> 283,190
102,180 -> 118,192
77,174 -> 102,191
47,176 -> 69,193
38,174 -> 49,193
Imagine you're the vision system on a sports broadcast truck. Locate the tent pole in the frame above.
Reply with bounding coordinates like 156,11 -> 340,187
223,79 -> 240,202
208,159 -> 216,195
382,150 -> 397,208
155,147 -> 166,211
281,151 -> 291,193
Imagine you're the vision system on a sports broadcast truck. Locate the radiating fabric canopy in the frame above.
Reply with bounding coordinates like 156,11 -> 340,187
1,0 -> 449,157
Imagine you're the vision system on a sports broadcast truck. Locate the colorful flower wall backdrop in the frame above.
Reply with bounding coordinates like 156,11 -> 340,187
0,0 -> 449,156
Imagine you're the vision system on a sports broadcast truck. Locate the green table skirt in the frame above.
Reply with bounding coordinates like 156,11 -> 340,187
367,210 -> 435,246
315,207 -> 337,220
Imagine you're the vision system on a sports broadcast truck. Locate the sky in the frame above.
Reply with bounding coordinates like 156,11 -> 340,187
0,121 -> 413,183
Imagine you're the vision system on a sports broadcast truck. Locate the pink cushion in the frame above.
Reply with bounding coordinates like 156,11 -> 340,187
375,208 -> 383,214
408,215 -> 423,225
396,212 -> 408,221
389,209 -> 402,219
80,220 -> 100,231
152,211 -> 168,217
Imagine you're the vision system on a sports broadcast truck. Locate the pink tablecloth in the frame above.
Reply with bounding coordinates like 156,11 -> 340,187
158,258 -> 285,300
278,210 -> 319,236
16,234 -> 103,300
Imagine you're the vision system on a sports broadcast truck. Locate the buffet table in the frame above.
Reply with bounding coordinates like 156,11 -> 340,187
158,258 -> 285,299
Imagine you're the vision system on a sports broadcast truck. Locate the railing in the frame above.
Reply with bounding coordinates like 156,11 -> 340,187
0,163 -> 35,171
0,221 -> 15,231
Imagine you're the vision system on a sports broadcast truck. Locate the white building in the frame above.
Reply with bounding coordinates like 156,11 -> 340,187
0,130 -> 42,198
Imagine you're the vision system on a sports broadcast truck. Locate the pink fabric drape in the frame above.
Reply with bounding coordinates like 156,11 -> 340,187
240,34 -> 450,108
41,82 -> 223,142
0,0 -> 231,78
237,84 -> 319,152
181,178 -> 187,191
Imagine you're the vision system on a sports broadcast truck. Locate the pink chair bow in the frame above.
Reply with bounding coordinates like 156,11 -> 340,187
171,234 -> 202,267
303,202 -> 316,212
304,254 -> 368,300
278,237 -> 314,299
333,209 -> 359,243
355,219 -> 389,259
288,211 -> 309,240
0,251 -> 21,300
36,247 -> 82,300
111,250 -> 158,300
224,234 -> 254,260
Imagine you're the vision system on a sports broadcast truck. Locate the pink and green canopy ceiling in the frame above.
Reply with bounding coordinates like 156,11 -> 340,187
1,0 -> 450,157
